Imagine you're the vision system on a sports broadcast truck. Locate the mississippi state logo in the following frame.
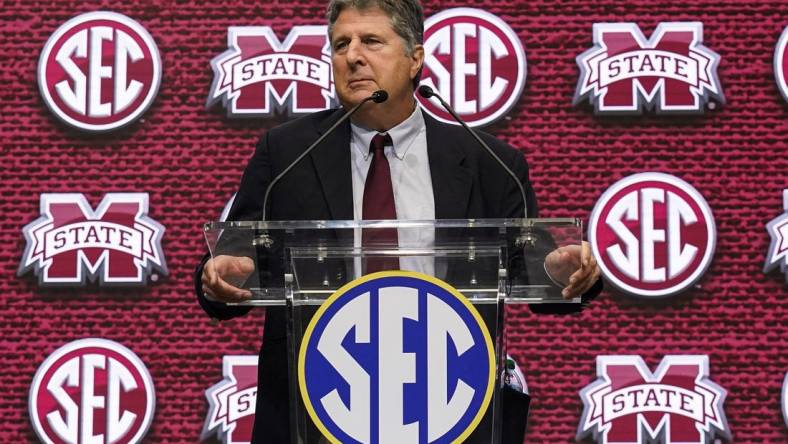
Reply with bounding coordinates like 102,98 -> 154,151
577,355 -> 730,444
207,26 -> 335,117
574,22 -> 723,114
775,26 -> 788,103
29,338 -> 156,444
589,173 -> 716,297
19,193 -> 167,286
299,272 -> 494,443
38,12 -> 161,132
202,356 -> 258,444
418,8 -> 526,127
764,189 -> 788,283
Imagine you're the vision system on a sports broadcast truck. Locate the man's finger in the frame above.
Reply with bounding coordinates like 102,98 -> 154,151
209,276 -> 252,302
216,278 -> 252,300
576,277 -> 594,296
563,279 -> 588,299
236,256 -> 255,275
568,262 -> 593,285
586,254 -> 597,272
562,277 -> 583,298
562,264 -> 598,299
573,266 -> 601,296
580,241 -> 592,267
205,259 -> 220,288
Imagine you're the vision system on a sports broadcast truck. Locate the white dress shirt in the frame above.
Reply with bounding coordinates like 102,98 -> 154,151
350,105 -> 435,277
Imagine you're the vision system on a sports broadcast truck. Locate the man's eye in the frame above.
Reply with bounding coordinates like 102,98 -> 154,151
364,38 -> 382,45
334,41 -> 348,51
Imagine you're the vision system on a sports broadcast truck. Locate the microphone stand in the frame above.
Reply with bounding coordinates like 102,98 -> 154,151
253,90 -> 389,248
417,85 -> 537,248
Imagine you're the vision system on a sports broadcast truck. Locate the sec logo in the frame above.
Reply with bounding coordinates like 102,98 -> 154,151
29,338 -> 155,444
38,11 -> 161,132
589,173 -> 716,298
418,8 -> 526,127
298,271 -> 494,443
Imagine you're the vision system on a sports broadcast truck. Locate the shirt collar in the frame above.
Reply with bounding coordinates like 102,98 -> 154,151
351,105 -> 425,161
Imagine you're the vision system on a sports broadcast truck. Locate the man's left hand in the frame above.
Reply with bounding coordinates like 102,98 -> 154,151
544,241 -> 601,299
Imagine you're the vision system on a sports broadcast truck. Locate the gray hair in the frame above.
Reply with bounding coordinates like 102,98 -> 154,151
326,0 -> 424,55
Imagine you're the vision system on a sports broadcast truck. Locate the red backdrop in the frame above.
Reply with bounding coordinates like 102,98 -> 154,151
1,0 -> 786,442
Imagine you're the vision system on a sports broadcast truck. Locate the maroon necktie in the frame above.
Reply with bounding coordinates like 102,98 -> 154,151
362,133 -> 399,273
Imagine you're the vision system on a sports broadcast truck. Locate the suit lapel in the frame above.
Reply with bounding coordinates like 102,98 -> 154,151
425,113 -> 472,219
309,109 -> 354,220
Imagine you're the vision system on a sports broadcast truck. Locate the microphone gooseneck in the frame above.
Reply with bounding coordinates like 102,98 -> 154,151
418,85 -> 529,219
261,90 -> 388,221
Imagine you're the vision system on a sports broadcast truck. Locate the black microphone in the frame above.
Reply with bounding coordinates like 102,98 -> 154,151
261,90 -> 388,221
418,85 -> 530,219
370,90 -> 388,103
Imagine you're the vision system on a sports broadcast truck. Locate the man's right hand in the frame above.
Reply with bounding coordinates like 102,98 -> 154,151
201,255 -> 254,303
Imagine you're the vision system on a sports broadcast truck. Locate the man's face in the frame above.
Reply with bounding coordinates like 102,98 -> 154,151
330,7 -> 423,110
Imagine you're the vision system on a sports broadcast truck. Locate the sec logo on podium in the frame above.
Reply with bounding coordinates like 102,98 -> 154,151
298,271 -> 495,444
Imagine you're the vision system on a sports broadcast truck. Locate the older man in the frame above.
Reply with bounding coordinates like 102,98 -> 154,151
197,0 -> 601,442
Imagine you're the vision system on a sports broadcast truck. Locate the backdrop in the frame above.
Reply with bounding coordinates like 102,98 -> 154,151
2,0 -> 787,442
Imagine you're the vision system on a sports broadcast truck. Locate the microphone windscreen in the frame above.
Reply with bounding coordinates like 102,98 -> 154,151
371,90 -> 388,103
417,85 -> 434,98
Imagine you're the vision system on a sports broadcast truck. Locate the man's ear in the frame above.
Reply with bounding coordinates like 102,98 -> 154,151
410,44 -> 425,79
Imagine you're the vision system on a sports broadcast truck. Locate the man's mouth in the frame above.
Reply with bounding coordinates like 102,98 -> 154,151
348,79 -> 374,87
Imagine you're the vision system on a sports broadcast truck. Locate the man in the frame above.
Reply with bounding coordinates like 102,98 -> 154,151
197,1 -> 602,442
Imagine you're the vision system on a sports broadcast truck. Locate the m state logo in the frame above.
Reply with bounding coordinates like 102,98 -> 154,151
207,26 -> 335,117
19,193 -> 167,286
299,271 -> 494,443
29,338 -> 156,444
202,356 -> 258,444
577,355 -> 730,444
418,8 -> 527,127
574,22 -> 723,114
775,26 -> 788,103
764,189 -> 788,282
589,173 -> 716,298
38,11 -> 161,132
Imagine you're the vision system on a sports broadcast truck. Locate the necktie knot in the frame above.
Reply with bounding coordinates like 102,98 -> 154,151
370,133 -> 391,157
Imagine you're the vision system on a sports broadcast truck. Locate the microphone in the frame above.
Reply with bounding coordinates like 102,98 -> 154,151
370,90 -> 388,103
418,85 -> 530,219
261,90 -> 388,221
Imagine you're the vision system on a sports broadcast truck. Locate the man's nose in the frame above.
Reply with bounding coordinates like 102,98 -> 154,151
345,39 -> 366,66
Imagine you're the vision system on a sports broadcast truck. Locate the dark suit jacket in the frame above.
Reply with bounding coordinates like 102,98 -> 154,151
195,107 -> 601,443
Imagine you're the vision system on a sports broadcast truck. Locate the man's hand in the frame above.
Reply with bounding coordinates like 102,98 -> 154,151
201,255 -> 254,303
544,241 -> 601,299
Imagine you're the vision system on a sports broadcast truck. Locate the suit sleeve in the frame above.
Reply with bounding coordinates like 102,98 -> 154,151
497,142 -> 602,315
194,131 -> 275,320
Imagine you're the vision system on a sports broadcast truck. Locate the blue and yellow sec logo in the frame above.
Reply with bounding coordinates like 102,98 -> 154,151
298,271 -> 495,444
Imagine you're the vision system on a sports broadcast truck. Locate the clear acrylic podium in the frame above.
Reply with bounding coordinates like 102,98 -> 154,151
204,218 -> 582,444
